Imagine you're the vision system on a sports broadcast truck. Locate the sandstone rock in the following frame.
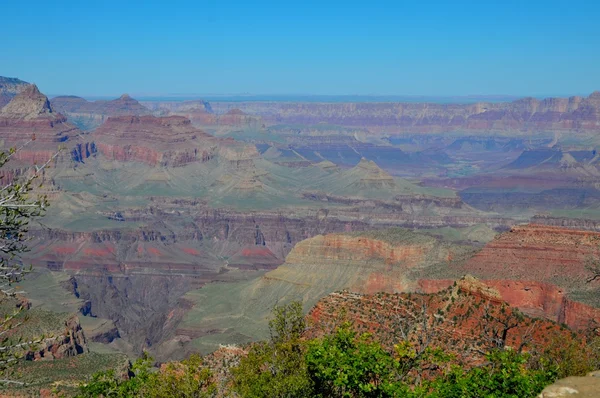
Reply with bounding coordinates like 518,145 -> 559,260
460,224 -> 600,287
25,315 -> 88,360
538,373 -> 600,397
1,84 -> 52,120
0,76 -> 30,109
0,84 -> 82,165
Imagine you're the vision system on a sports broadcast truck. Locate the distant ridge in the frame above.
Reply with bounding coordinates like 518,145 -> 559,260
50,93 -> 151,130
207,91 -> 600,134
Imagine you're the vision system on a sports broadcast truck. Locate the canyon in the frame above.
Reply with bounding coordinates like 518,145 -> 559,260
0,78 -> 599,366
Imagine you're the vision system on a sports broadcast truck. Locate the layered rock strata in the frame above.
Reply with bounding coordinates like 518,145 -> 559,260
0,76 -> 30,108
0,84 -> 81,164
51,94 -> 151,130
210,91 -> 600,134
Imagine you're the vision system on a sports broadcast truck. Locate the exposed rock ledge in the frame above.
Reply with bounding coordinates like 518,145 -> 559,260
538,371 -> 600,397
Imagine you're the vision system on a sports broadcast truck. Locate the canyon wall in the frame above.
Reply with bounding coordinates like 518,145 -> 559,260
209,91 -> 600,134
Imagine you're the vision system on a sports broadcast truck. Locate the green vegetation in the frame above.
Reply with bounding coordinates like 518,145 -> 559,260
4,352 -> 127,395
0,145 -> 60,374
81,302 -> 599,397
78,353 -> 216,398
231,302 -> 312,397
428,350 -> 557,398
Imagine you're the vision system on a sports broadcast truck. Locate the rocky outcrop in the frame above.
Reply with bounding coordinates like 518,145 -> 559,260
280,229 -> 600,330
1,84 -> 53,120
418,278 -> 600,331
25,315 -> 88,360
0,292 -> 88,361
306,282 -> 589,370
538,371 -> 600,397
51,94 -> 151,130
209,91 -> 600,134
0,84 -> 81,164
0,76 -> 30,108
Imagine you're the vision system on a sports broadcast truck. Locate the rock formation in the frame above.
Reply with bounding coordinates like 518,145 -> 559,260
91,115 -> 215,166
459,224 -> 600,290
0,76 -> 30,108
51,93 -> 151,130
217,108 -> 262,127
538,371 -> 600,397
25,315 -> 88,360
0,84 -> 80,164
209,91 -> 600,134
351,157 -> 396,188
1,84 -> 54,120
0,292 -> 88,361
306,280 -> 589,369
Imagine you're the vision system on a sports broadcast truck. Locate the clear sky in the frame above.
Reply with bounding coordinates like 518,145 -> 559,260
2,0 -> 600,97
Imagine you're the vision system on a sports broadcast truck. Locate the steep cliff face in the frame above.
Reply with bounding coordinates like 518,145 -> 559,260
67,273 -> 192,352
209,91 -> 600,133
418,278 -> 600,331
26,202 -> 505,277
278,230 -> 477,294
460,224 -> 600,286
0,84 -> 82,165
532,215 -> 600,231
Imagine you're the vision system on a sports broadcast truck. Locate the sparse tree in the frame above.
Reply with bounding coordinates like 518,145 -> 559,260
478,302 -> 525,352
0,139 -> 60,378
585,258 -> 600,283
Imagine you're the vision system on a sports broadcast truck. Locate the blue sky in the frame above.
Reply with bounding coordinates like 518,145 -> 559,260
2,0 -> 599,97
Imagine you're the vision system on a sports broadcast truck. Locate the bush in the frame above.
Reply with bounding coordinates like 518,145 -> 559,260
429,349 -> 557,398
230,302 -> 313,397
